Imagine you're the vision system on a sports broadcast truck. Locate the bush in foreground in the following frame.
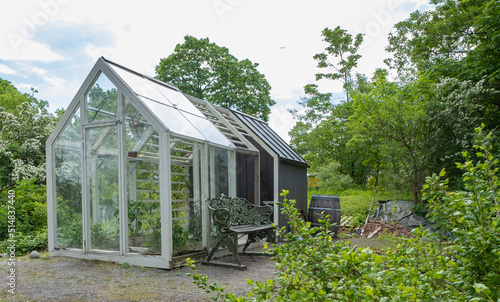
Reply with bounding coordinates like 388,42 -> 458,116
187,127 -> 498,301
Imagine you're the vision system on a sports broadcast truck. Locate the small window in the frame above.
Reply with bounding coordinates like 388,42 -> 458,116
86,73 -> 118,123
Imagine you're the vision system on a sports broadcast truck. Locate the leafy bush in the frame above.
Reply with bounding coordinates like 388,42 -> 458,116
314,161 -> 354,191
0,230 -> 47,256
0,178 -> 47,241
187,127 -> 499,302
423,125 -> 500,300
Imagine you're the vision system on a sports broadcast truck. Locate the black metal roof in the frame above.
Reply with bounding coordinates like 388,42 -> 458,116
230,109 -> 308,168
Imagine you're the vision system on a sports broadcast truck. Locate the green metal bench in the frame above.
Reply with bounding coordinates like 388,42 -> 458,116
205,194 -> 275,267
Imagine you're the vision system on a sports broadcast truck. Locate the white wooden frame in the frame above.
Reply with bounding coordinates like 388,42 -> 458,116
47,57 -> 239,269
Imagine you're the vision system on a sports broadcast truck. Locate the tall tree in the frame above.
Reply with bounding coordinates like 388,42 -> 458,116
314,26 -> 364,102
155,35 -> 275,121
351,69 -> 435,203
289,27 -> 367,186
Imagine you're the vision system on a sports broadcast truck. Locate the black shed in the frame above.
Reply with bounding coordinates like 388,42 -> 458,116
230,110 -> 309,228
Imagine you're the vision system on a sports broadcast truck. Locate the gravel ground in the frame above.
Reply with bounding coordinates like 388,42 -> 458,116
0,238 -> 389,302
0,244 -> 276,302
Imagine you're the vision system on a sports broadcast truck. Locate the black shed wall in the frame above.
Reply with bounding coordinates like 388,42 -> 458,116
277,162 -> 308,229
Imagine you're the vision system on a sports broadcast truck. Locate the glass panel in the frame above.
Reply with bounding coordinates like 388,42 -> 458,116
210,147 -> 229,197
86,72 -> 118,123
188,113 -> 234,148
125,104 -> 162,256
170,138 -> 203,256
155,85 -> 201,116
138,96 -> 205,141
54,109 -> 82,249
87,125 -> 120,251
109,64 -> 170,105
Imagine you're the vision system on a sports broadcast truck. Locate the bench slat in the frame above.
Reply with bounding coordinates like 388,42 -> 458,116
230,224 -> 274,233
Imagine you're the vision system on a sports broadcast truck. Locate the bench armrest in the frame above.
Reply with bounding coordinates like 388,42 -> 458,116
211,208 -> 232,232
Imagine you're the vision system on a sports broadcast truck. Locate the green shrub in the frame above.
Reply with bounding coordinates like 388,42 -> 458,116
314,161 -> 354,191
0,230 -> 47,256
0,178 -> 48,255
187,192 -> 467,301
187,127 -> 499,302
0,179 -> 47,241
423,125 -> 500,300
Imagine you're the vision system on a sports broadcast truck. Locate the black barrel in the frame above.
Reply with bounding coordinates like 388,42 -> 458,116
307,195 -> 341,236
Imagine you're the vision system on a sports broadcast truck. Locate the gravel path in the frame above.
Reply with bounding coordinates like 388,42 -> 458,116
0,245 -> 276,302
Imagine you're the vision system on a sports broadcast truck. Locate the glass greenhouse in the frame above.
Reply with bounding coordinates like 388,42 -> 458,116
46,57 -> 307,268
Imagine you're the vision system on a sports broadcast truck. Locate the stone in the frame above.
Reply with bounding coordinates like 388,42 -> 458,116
1,253 -> 8,258
29,250 -> 40,259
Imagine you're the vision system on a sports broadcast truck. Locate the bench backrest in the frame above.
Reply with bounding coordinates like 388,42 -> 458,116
206,194 -> 272,226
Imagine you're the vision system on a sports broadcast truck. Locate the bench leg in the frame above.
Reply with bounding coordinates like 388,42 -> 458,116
266,229 -> 276,244
206,233 -> 242,266
206,234 -> 227,262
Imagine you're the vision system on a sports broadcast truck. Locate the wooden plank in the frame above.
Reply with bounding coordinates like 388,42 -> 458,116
367,226 -> 383,239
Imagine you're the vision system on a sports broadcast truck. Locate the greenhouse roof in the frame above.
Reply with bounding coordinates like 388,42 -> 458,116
231,109 -> 308,167
102,57 -> 234,149
184,94 -> 258,154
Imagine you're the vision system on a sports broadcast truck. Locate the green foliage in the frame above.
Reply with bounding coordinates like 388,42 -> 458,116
0,230 -> 47,256
0,179 -> 47,241
91,223 -> 118,250
57,215 -> 82,247
289,28 -> 368,186
0,82 -> 57,189
155,35 -> 275,121
314,26 -> 364,101
290,0 -> 500,202
314,161 -> 354,191
187,168 -> 499,301
172,220 -> 189,252
423,125 -> 500,300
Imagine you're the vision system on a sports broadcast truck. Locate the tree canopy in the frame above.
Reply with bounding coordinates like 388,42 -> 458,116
155,35 -> 275,121
0,78 -> 57,190
288,0 -> 500,202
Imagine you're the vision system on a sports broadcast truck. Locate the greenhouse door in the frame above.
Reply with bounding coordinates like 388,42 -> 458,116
84,124 -> 121,252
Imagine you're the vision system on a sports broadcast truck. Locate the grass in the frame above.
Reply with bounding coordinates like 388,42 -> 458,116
308,187 -> 412,226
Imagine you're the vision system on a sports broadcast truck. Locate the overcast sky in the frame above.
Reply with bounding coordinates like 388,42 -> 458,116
0,0 -> 430,142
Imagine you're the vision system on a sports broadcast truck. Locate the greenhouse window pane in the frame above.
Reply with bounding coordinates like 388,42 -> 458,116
187,113 -> 234,148
125,105 -> 162,256
54,109 -> 82,249
210,147 -> 229,197
86,73 -> 117,123
138,96 -> 205,141
109,64 -> 172,106
155,85 -> 201,116
87,125 -> 120,251
170,139 -> 203,256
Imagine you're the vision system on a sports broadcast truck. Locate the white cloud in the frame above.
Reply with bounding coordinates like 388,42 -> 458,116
0,34 -> 64,62
0,64 -> 16,75
29,66 -> 66,88
84,42 -> 115,62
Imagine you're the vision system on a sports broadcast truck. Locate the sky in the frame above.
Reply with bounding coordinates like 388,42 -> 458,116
0,0 -> 430,142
